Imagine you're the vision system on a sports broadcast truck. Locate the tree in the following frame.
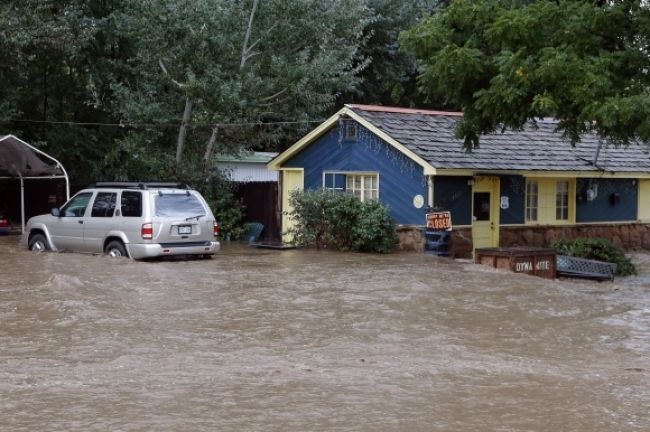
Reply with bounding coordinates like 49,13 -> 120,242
346,0 -> 445,107
0,0 -> 139,186
0,0 -> 372,188
113,0 -> 373,185
400,0 -> 650,150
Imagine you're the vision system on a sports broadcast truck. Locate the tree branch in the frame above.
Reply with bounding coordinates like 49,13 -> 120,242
175,98 -> 194,165
159,59 -> 186,88
262,87 -> 288,101
240,0 -> 259,70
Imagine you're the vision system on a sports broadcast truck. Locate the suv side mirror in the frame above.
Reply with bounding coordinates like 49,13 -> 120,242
50,208 -> 60,217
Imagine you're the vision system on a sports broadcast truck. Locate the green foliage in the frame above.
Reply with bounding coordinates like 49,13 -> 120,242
288,189 -> 398,253
400,0 -> 650,150
344,0 -> 446,108
551,237 -> 636,276
0,0 -> 374,188
350,199 -> 400,253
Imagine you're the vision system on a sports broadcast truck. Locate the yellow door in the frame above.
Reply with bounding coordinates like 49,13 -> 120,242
639,179 -> 650,222
472,176 -> 500,252
281,169 -> 304,242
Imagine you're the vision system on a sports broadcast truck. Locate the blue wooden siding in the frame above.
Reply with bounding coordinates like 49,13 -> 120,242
283,124 -> 427,224
433,176 -> 472,226
500,175 -> 525,224
576,178 -> 638,222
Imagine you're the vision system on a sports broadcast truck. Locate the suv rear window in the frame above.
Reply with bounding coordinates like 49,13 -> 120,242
155,193 -> 205,217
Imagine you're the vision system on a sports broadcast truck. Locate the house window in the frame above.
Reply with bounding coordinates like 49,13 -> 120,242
525,180 -> 538,222
556,180 -> 569,220
323,172 -> 379,201
347,174 -> 378,201
323,172 -> 346,192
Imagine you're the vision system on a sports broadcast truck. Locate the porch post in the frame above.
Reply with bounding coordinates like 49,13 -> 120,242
17,171 -> 25,234
427,175 -> 434,208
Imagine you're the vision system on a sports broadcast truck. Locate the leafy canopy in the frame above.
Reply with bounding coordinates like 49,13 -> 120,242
400,0 -> 650,150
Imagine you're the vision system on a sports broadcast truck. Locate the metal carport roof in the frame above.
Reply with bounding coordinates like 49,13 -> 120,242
0,134 -> 69,233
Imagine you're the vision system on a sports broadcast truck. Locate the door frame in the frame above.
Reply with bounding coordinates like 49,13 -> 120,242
471,176 -> 500,250
280,168 -> 304,242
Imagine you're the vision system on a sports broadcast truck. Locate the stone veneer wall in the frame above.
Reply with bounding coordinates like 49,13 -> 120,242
396,225 -> 474,257
396,225 -> 425,253
499,223 -> 650,250
397,223 -> 650,258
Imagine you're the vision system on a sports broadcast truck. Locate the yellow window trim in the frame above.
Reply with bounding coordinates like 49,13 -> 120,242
524,177 -> 576,225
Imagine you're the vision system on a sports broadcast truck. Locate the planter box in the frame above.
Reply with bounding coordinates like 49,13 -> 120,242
475,247 -> 557,279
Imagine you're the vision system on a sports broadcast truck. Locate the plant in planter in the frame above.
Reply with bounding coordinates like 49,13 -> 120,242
551,237 -> 636,276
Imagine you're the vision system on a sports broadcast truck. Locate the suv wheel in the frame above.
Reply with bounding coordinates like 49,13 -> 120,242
29,234 -> 50,252
105,240 -> 128,258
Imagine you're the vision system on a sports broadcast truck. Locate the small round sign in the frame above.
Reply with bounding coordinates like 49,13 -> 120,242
413,194 -> 424,209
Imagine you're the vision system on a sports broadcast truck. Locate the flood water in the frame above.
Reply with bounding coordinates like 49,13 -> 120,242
1,235 -> 649,431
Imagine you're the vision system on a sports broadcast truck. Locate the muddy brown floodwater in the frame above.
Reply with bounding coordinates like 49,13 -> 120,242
1,235 -> 649,431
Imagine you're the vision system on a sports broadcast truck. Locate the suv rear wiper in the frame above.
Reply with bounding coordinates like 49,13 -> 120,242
185,214 -> 206,221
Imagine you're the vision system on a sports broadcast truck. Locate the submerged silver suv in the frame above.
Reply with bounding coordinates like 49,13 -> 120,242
25,182 -> 220,259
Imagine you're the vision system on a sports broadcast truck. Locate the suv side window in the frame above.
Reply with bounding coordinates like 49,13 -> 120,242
91,192 -> 117,217
60,192 -> 93,217
121,191 -> 142,217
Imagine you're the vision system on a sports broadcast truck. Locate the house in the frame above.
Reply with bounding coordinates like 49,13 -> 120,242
267,105 -> 650,256
216,151 -> 280,240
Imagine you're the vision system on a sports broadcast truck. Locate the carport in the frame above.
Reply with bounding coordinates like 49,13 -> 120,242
0,135 -> 70,233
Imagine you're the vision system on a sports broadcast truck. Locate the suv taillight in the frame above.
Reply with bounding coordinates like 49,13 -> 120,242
213,221 -> 219,237
141,222 -> 153,239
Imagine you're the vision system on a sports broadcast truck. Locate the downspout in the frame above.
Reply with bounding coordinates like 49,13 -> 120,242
593,139 -> 604,169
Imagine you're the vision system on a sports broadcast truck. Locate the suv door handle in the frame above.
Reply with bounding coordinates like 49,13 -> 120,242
78,220 -> 84,224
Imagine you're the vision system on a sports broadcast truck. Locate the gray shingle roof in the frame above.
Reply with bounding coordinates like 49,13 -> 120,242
350,107 -> 650,173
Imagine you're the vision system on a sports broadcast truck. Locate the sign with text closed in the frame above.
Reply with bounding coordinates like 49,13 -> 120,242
426,211 -> 452,231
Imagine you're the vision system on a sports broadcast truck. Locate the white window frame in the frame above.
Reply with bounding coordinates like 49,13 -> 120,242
525,179 -> 538,222
322,171 -> 379,201
556,180 -> 569,221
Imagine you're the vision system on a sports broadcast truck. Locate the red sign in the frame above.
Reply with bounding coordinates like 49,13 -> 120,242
426,211 -> 452,231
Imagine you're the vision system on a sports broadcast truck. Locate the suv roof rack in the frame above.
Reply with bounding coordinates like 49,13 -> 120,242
89,182 -> 192,190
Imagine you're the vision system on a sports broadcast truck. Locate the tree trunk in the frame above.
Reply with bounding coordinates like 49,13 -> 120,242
43,64 -> 48,120
240,0 -> 259,70
197,126 -> 218,192
175,97 -> 193,165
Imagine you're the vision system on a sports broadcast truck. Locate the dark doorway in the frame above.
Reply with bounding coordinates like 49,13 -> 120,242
234,182 -> 280,240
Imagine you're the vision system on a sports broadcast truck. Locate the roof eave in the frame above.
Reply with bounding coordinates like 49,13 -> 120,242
266,109 -> 344,170
267,107 -> 436,175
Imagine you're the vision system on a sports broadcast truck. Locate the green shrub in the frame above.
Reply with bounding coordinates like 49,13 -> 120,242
201,173 -> 248,240
551,237 -> 636,276
288,190 -> 398,253
351,199 -> 399,253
